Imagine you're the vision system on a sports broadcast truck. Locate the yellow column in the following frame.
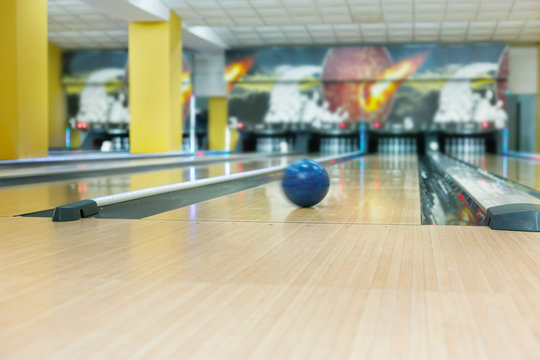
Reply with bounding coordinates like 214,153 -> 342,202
208,97 -> 229,150
230,128 -> 239,152
0,0 -> 48,159
48,43 -> 66,148
128,11 -> 182,153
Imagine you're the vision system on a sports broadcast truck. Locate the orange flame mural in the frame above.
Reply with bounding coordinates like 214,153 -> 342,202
225,56 -> 255,93
359,53 -> 427,113
181,71 -> 192,106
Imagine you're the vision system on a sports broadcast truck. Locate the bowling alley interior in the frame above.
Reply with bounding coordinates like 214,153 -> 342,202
2,0 -> 540,358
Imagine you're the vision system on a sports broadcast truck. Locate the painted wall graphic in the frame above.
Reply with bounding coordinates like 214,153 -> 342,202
63,50 -> 192,130
226,44 -> 509,130
181,55 -> 192,123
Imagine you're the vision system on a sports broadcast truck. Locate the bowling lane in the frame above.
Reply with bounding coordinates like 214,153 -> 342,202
0,156 -> 196,175
149,154 -> 421,225
454,153 -> 540,191
2,216 -> 540,358
0,150 -> 192,168
0,155 -> 301,217
0,152 -> 273,180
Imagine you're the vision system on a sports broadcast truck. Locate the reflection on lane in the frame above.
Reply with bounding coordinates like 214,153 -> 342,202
453,153 -> 540,191
0,155 -> 303,216
150,154 -> 422,225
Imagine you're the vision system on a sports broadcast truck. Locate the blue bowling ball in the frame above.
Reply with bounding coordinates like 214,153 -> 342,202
282,159 -> 330,207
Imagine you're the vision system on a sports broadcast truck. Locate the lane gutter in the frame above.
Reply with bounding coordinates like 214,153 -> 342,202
0,152 -> 294,186
51,152 -> 363,222
430,152 -> 540,232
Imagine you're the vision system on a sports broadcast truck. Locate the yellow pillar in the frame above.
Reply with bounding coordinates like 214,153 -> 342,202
0,0 -> 48,159
230,129 -> 239,152
48,43 -> 66,148
208,97 -> 229,150
128,11 -> 182,153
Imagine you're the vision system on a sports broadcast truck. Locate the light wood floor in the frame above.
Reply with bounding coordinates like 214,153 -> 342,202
456,154 -> 540,191
1,154 -> 539,359
150,154 -> 421,224
0,156 -> 295,216
1,217 -> 539,359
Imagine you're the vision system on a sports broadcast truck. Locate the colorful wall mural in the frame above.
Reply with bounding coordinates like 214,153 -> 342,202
225,44 -> 509,130
62,44 -> 508,134
62,50 -> 192,130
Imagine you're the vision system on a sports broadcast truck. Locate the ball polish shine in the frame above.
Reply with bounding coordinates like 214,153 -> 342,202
282,159 -> 330,207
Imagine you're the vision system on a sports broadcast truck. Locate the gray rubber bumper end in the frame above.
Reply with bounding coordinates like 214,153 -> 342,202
486,203 -> 540,232
52,200 -> 99,222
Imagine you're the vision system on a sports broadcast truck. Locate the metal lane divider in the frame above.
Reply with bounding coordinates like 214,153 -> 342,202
52,151 -> 363,222
429,152 -> 540,232
504,150 -> 540,162
0,152 -> 286,184
0,150 -> 231,167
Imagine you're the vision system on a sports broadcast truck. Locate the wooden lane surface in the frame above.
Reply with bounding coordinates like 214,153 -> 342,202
0,156 -> 296,217
1,216 -> 539,359
456,154 -> 540,191
0,156 -> 194,176
150,154 -> 422,225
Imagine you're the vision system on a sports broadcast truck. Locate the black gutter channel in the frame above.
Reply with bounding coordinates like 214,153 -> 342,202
95,172 -> 283,219
22,171 -> 283,220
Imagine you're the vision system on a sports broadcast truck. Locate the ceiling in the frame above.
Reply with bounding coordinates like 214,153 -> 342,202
48,0 -> 540,50
48,0 -> 129,49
